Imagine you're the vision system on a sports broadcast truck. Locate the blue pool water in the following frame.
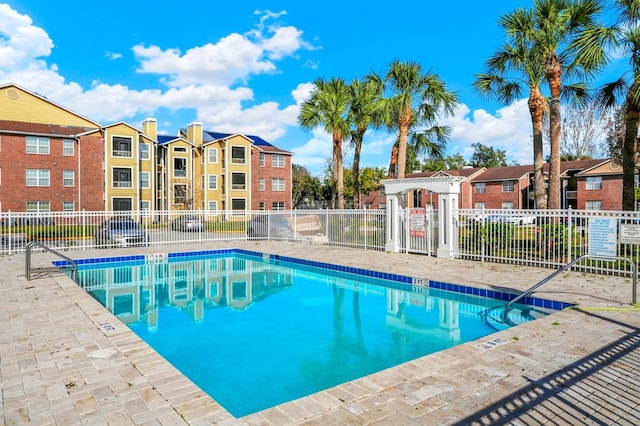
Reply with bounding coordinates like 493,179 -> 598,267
64,249 -> 567,417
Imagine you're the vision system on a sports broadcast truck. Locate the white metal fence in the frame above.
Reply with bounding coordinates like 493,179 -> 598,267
0,209 -> 387,255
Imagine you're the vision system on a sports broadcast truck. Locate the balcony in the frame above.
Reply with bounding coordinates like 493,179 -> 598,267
566,190 -> 578,199
112,150 -> 132,157
113,181 -> 132,188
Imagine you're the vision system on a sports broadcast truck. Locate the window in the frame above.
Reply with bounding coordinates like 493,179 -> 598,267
63,201 -> 74,211
231,198 -> 246,215
259,202 -> 265,210
63,170 -> 74,187
208,148 -> 218,163
174,184 -> 187,204
173,146 -> 187,152
259,178 -> 265,191
26,169 -> 50,186
379,187 -> 385,196
586,176 -> 602,190
174,158 -> 187,177
63,139 -> 74,156
585,200 -> 602,210
113,168 -> 132,188
208,175 -> 217,190
378,203 -> 386,209
208,201 -> 218,213
140,201 -> 150,211
112,198 -> 132,211
272,201 -> 285,210
231,146 -> 246,164
502,181 -> 515,192
259,152 -> 265,167
272,178 -> 285,191
475,183 -> 485,194
140,143 -> 150,160
502,201 -> 514,209
272,154 -> 285,168
112,136 -> 132,157
26,136 -> 50,154
231,172 -> 246,190
475,202 -> 486,209
140,172 -> 150,189
26,201 -> 50,212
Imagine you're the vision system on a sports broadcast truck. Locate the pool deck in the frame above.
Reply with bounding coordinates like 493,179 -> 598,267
2,241 -> 639,425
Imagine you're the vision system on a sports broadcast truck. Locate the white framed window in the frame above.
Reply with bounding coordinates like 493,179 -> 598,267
112,136 -> 132,157
585,200 -> 602,210
173,146 -> 187,152
140,201 -> 150,211
63,201 -> 74,212
272,154 -> 285,168
259,202 -> 265,210
502,181 -> 515,192
174,184 -> 187,204
231,198 -> 246,216
272,178 -> 285,191
140,172 -> 150,189
113,168 -> 132,188
259,152 -> 265,167
63,170 -> 74,187
586,176 -> 602,190
208,174 -> 217,190
475,202 -> 486,209
208,201 -> 218,214
26,201 -> 50,212
63,139 -> 74,156
272,201 -> 285,210
26,136 -> 50,154
379,187 -> 385,196
475,183 -> 485,193
231,146 -> 246,164
26,169 -> 50,186
208,148 -> 218,163
174,157 -> 187,177
502,201 -> 514,209
140,143 -> 150,160
259,178 -> 265,191
231,172 -> 246,190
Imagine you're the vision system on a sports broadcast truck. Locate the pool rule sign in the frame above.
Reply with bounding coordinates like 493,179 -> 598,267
588,217 -> 618,256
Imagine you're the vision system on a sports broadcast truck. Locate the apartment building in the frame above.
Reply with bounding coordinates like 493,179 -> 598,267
0,83 -> 292,214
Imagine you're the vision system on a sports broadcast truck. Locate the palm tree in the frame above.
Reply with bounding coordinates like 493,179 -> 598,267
473,7 -> 548,209
383,60 -> 459,179
587,0 -> 640,210
524,0 -> 609,209
347,76 -> 384,208
298,77 -> 351,209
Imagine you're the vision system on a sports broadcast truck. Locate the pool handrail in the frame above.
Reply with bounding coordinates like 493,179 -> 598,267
25,240 -> 77,281
503,254 -> 637,323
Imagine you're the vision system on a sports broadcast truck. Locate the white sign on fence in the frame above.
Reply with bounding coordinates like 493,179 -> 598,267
588,217 -> 617,257
620,224 -> 640,245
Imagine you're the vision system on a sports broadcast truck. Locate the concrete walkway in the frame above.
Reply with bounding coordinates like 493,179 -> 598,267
1,241 -> 639,425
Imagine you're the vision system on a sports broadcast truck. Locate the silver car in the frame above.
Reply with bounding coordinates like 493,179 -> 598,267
95,218 -> 149,247
170,215 -> 205,232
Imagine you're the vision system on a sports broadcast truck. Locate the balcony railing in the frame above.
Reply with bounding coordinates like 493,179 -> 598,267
112,150 -> 132,157
113,181 -> 132,188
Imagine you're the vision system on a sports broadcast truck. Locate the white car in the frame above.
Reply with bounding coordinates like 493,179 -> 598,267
503,214 -> 536,225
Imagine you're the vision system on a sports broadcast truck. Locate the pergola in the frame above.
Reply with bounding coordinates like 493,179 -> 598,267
381,176 -> 466,258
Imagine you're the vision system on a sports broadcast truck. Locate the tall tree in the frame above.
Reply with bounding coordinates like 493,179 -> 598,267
299,77 -> 351,209
469,143 -> 509,168
526,0 -> 610,209
558,99 -> 608,159
348,76 -> 384,208
383,60 -> 458,179
292,164 -> 323,208
588,0 -> 640,210
473,7 -> 548,209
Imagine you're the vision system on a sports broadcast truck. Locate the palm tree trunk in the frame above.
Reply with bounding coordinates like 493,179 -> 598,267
622,81 -> 640,211
333,131 -> 345,209
388,139 -> 399,178
545,53 -> 562,210
397,124 -> 409,179
529,88 -> 547,209
352,128 -> 365,208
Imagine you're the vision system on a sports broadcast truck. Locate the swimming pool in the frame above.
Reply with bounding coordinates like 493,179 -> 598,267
61,249 -> 569,417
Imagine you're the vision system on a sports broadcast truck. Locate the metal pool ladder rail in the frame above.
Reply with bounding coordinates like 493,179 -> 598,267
503,254 -> 638,323
25,240 -> 78,281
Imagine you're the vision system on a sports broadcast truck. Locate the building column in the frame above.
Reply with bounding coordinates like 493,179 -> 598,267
385,193 -> 402,252
437,191 -> 458,258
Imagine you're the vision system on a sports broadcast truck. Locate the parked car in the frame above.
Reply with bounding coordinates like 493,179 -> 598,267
95,218 -> 149,247
170,215 -> 205,232
504,214 -> 537,225
247,215 -> 297,239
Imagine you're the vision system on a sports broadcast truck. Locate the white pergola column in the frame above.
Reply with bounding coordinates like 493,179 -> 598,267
384,193 -> 402,252
437,191 -> 458,258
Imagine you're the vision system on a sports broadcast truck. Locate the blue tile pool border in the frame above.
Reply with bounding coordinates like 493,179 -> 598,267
54,248 -> 573,311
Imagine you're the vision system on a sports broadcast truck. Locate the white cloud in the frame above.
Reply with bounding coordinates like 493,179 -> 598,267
105,51 -> 122,60
292,129 -> 332,175
0,3 -> 53,70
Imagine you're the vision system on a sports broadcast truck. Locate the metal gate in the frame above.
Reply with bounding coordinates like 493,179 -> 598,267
399,208 -> 439,255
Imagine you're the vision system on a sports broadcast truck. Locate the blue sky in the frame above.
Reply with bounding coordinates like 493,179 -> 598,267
0,1 -> 623,176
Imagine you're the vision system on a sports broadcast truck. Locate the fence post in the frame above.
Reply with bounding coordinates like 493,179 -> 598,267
567,206 -> 573,265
